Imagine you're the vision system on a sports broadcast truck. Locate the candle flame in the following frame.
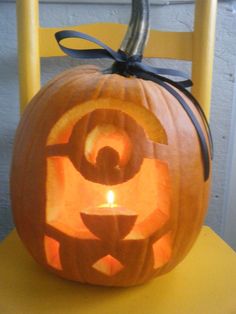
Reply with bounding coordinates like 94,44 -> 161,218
106,190 -> 115,206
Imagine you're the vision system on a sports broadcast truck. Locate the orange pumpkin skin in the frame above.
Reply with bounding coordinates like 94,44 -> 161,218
11,65 -> 211,287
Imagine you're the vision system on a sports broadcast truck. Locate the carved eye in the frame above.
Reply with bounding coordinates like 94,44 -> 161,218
67,109 -> 148,185
84,124 -> 132,169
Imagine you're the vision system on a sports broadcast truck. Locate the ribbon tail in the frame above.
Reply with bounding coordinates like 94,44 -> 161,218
133,63 -> 213,159
135,71 -> 211,181
133,62 -> 193,88
165,80 -> 214,160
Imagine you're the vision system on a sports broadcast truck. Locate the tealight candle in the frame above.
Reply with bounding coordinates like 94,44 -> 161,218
80,190 -> 137,241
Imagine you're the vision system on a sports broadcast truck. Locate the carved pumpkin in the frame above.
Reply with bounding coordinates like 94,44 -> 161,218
10,0 -> 212,287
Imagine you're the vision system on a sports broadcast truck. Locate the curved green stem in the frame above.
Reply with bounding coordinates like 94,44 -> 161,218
120,0 -> 150,57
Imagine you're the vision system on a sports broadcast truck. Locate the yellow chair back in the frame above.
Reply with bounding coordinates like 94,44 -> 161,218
16,0 -> 217,118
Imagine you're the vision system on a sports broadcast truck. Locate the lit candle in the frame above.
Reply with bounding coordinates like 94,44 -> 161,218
106,190 -> 115,207
100,190 -> 118,209
80,190 -> 137,241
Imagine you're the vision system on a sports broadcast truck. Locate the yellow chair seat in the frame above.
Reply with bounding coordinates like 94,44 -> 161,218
0,226 -> 236,314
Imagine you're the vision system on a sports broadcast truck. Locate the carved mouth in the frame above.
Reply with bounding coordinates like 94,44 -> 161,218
44,230 -> 173,276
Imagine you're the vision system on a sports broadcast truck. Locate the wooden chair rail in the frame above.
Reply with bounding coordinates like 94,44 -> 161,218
39,24 -> 193,60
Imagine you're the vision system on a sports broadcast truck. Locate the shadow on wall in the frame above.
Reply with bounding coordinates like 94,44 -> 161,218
0,39 -> 19,240
0,128 -> 16,241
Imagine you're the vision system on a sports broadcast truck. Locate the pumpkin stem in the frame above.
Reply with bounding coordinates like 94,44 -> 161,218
120,0 -> 150,57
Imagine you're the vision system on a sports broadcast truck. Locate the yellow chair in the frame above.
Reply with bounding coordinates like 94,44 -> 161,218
16,0 -> 217,119
4,2 -> 236,312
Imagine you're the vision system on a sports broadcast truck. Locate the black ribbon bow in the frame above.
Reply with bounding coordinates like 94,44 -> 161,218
55,30 -> 213,181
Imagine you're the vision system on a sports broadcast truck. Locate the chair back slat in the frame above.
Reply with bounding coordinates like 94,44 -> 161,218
17,0 -> 217,118
39,25 -> 193,61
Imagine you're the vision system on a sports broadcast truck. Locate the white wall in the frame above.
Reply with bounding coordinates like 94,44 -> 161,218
0,1 -> 236,243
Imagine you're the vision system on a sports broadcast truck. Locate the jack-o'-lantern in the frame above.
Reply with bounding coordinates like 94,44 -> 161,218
10,0 -> 212,287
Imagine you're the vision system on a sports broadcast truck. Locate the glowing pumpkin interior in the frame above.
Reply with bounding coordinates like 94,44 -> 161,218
44,100 -> 172,276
